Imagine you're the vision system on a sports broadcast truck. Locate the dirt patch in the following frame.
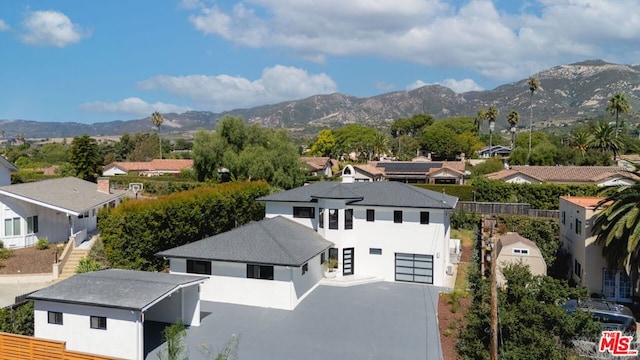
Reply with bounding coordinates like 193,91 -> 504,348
0,246 -> 59,274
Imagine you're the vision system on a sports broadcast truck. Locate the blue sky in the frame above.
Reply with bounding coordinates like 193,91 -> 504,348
1,0 -> 640,124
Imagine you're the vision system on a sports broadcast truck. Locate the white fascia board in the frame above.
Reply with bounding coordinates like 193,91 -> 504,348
0,190 -> 81,216
140,279 -> 207,313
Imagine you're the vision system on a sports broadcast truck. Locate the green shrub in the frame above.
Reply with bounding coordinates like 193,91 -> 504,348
0,247 -> 13,260
451,210 -> 481,230
35,238 -> 49,250
76,257 -> 103,273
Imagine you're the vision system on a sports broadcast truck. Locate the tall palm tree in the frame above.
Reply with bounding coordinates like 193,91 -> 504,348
527,76 -> 540,163
571,130 -> 591,159
607,92 -> 631,139
593,182 -> 640,274
589,120 -> 623,159
151,111 -> 164,159
506,110 -> 520,149
486,106 -> 498,157
474,109 -> 487,135
371,132 -> 389,160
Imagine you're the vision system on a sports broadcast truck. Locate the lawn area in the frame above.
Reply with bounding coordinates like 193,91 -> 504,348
451,228 -> 475,291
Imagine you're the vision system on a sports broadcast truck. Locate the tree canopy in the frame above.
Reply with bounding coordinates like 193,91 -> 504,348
69,135 -> 102,182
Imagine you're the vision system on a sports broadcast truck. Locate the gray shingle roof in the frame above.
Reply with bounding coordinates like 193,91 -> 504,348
27,269 -> 207,311
0,177 -> 125,214
156,216 -> 333,266
258,181 -> 458,209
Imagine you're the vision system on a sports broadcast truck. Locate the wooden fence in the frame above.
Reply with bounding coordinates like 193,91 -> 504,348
0,332 -> 118,360
455,201 -> 559,219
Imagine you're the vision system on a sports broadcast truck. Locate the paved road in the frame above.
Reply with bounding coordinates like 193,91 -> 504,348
147,282 -> 443,360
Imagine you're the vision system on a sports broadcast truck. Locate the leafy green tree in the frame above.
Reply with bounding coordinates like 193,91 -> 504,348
421,126 -> 459,160
390,114 -> 434,137
217,115 -> 247,152
529,142 -> 559,165
192,130 -> 226,182
308,129 -> 336,157
592,182 -> 640,274
333,124 -> 380,161
527,76 -> 540,163
151,111 -> 164,159
471,157 -> 504,177
0,301 -> 34,336
69,135 -> 102,182
607,92 -> 631,139
391,134 -> 419,161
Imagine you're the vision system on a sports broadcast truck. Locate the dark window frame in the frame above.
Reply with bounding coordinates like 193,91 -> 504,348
575,219 -> 582,235
369,248 -> 382,255
318,208 -> 324,228
394,210 -> 403,224
293,206 -> 315,219
328,248 -> 338,268
48,311 -> 63,325
247,264 -> 274,280
186,259 -> 212,275
328,209 -> 338,229
420,211 -> 430,225
27,215 -> 38,234
366,209 -> 375,222
301,263 -> 308,275
345,209 -> 353,230
320,252 -> 326,264
90,316 -> 107,330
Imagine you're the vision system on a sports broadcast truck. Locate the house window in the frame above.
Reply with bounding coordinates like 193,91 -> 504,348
345,209 -> 353,230
574,259 -> 582,278
247,264 -> 274,280
513,248 -> 529,255
186,260 -> 212,275
394,211 -> 403,224
369,248 -> 382,255
320,252 -> 326,264
4,218 -> 20,236
366,209 -> 375,222
328,209 -> 338,229
301,263 -> 308,275
561,211 -> 566,225
328,248 -> 338,268
90,316 -> 107,330
293,207 -> 315,219
575,219 -> 582,235
319,208 -> 324,228
27,216 -> 38,234
420,212 -> 430,225
78,211 -> 90,219
48,311 -> 63,325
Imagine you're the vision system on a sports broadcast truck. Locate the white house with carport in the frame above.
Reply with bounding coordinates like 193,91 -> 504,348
157,216 -> 333,310
28,269 -> 207,360
0,177 -> 125,248
258,165 -> 458,287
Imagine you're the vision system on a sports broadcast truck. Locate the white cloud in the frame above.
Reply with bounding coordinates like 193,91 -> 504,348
20,10 -> 89,47
80,97 -> 192,116
185,0 -> 640,83
406,78 -> 483,93
0,19 -> 9,31
137,65 -> 338,111
179,0 -> 204,10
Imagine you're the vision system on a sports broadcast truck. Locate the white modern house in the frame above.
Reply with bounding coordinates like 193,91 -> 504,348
28,269 -> 207,360
559,196 -> 633,303
0,177 -> 125,248
157,216 -> 333,310
259,165 -> 458,286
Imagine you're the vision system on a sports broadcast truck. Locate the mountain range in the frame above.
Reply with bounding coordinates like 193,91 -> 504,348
3,59 -> 640,139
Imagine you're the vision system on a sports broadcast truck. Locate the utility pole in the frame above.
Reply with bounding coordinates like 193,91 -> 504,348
489,233 -> 499,360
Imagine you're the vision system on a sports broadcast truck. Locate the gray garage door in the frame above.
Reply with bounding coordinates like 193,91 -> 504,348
395,253 -> 433,284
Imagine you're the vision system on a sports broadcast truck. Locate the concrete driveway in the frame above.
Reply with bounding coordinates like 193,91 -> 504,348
0,282 -> 50,308
146,282 -> 443,360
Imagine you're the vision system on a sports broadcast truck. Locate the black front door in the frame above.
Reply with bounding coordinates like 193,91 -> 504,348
343,248 -> 354,275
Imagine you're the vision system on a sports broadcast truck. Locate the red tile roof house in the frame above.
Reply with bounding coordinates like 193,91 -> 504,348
485,166 -> 640,186
300,157 -> 334,177
102,159 -> 194,176
353,160 -> 466,184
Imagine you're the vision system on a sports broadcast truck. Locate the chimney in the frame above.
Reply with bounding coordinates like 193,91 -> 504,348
97,177 -> 111,194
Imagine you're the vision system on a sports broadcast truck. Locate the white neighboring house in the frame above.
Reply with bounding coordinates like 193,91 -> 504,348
0,177 -> 126,248
559,196 -> 633,303
28,269 -> 207,360
259,165 -> 458,287
157,216 -> 333,310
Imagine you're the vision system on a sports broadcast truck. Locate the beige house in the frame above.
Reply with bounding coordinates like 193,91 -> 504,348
352,160 -> 466,184
495,232 -> 547,287
485,166 -> 639,186
559,196 -> 632,303
300,157 -> 334,177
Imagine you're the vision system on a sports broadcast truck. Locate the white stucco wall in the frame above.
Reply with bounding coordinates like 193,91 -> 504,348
0,198 -> 72,248
265,200 -> 452,287
170,257 -> 323,310
144,285 -> 201,326
34,300 -> 143,360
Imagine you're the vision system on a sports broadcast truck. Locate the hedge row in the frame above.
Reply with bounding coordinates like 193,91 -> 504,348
98,181 -> 270,271
106,175 -> 204,196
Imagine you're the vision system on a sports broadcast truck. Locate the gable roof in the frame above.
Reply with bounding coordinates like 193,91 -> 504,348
104,159 -> 193,172
0,177 -> 125,215
485,166 -> 640,184
0,157 -> 18,173
156,216 -> 333,267
300,157 -> 332,171
28,269 -> 207,311
258,181 -> 457,209
496,232 -> 542,256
